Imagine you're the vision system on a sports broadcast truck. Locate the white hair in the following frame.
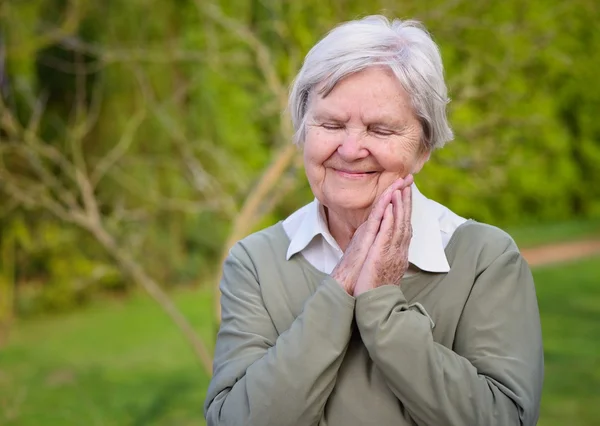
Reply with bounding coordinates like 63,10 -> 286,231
288,15 -> 453,150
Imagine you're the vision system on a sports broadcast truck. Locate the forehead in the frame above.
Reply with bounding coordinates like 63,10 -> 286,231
309,67 -> 414,122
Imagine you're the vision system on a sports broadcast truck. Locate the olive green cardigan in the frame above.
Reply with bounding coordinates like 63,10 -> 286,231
204,220 -> 544,426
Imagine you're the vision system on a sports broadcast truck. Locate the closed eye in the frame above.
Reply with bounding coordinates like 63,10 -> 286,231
369,127 -> 395,137
321,123 -> 344,131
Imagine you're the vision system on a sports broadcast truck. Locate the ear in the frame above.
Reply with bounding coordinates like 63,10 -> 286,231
412,150 -> 430,174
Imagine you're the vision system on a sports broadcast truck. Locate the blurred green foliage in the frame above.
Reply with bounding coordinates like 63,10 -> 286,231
1,0 -> 599,316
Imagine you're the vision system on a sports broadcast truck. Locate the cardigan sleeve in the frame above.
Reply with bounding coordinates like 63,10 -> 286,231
204,243 -> 355,426
355,248 -> 544,426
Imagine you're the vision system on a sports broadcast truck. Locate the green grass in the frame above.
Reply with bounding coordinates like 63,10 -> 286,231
1,258 -> 599,425
535,257 -> 600,426
506,217 -> 600,248
0,290 -> 216,426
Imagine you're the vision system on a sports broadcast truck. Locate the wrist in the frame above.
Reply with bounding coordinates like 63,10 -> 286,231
354,287 -> 369,297
331,272 -> 354,295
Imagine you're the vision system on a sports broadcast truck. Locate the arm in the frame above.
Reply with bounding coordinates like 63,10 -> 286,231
204,243 -> 355,426
355,249 -> 544,426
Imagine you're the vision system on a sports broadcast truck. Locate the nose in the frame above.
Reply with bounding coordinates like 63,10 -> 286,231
337,130 -> 369,161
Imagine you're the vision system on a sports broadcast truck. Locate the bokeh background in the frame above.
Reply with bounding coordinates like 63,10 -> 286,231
1,0 -> 599,425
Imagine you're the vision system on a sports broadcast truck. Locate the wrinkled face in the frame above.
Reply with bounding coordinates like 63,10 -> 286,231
303,66 -> 430,215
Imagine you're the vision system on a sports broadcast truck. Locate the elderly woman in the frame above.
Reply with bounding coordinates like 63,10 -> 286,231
204,16 -> 543,426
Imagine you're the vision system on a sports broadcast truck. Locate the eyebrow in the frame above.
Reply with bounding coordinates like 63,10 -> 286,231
368,119 -> 409,131
363,112 -> 408,127
310,111 -> 350,122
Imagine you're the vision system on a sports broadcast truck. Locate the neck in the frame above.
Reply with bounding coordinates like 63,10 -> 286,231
325,206 -> 369,252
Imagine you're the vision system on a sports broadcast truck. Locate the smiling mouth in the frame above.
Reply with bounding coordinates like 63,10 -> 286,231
333,169 -> 379,178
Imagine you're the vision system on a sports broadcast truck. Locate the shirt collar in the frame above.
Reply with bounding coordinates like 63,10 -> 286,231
285,183 -> 450,273
409,185 -> 451,272
285,200 -> 342,258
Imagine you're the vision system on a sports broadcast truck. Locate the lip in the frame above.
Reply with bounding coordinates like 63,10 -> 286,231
333,169 -> 378,179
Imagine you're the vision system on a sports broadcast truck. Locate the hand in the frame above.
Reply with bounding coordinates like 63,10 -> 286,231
331,176 -> 413,294
353,182 -> 413,297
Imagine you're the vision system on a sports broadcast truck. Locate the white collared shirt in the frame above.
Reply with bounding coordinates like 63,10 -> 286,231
282,184 -> 467,274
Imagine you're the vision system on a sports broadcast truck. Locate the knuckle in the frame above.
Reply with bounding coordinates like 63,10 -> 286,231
387,227 -> 394,239
400,222 -> 411,236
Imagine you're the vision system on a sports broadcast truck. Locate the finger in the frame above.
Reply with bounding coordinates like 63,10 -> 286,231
391,189 -> 405,247
372,203 -> 394,252
351,191 -> 396,253
352,184 -> 401,262
380,174 -> 412,210
353,203 -> 393,279
366,204 -> 393,266
367,178 -> 406,225
403,186 -> 412,228
402,186 -> 413,242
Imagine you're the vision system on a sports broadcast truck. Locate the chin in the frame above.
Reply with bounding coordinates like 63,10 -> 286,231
325,193 -> 374,213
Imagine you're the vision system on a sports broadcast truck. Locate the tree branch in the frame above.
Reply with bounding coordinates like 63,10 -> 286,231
195,0 -> 287,109
91,109 -> 147,187
5,0 -> 83,59
0,88 -> 214,375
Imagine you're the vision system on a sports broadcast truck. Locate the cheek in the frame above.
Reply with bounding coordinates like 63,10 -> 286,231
303,149 -> 320,179
304,128 -> 336,166
372,144 -> 410,175
303,131 -> 327,187
379,135 -> 423,173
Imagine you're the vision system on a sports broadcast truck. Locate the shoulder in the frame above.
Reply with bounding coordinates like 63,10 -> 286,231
454,221 -> 517,250
229,223 -> 290,269
448,221 -> 520,271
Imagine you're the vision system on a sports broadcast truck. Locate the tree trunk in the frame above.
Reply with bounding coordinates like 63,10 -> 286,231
82,217 -> 214,375
213,143 -> 298,324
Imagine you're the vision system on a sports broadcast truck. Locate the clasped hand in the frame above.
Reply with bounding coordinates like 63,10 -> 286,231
331,175 -> 413,297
